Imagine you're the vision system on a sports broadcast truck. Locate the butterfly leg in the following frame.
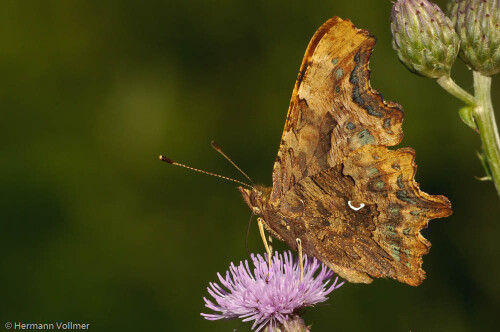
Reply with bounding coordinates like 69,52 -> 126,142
257,217 -> 273,281
296,238 -> 303,283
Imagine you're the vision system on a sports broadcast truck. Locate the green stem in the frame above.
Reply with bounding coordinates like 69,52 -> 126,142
437,76 -> 476,106
263,315 -> 310,332
473,71 -> 500,198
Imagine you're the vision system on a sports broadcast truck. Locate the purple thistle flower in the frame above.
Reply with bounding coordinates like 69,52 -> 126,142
201,251 -> 344,332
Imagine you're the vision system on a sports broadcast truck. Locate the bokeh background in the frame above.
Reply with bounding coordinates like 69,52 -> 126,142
1,0 -> 499,331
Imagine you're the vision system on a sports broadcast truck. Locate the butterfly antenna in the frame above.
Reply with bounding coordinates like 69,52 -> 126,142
211,141 -> 255,185
159,155 -> 253,189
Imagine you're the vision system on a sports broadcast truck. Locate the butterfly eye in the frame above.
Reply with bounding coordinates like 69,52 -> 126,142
348,200 -> 365,211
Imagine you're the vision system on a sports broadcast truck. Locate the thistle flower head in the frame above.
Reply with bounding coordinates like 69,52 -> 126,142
391,0 -> 460,78
201,251 -> 344,332
449,0 -> 500,76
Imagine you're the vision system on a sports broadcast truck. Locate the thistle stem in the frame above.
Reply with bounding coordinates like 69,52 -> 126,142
263,315 -> 310,332
437,75 -> 476,106
473,71 -> 500,198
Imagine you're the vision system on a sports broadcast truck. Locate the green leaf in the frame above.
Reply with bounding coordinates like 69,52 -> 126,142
458,106 -> 478,131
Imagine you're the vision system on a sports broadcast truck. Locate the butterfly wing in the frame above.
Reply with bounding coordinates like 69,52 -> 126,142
267,16 -> 452,285
270,17 -> 403,202
279,146 -> 451,285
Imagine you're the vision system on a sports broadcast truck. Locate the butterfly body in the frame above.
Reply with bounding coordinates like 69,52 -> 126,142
238,17 -> 452,286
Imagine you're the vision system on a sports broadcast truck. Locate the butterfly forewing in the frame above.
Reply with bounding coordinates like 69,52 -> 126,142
271,17 -> 403,202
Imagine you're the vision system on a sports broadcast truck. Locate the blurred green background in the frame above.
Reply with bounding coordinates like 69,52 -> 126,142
1,0 -> 499,331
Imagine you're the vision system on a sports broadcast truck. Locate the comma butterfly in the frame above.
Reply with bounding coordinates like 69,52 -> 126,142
238,17 -> 452,286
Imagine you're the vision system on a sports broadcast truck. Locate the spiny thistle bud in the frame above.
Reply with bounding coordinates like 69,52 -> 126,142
391,0 -> 460,78
448,0 -> 500,76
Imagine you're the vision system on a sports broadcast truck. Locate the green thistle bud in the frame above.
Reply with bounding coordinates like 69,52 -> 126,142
448,0 -> 500,76
391,0 -> 460,78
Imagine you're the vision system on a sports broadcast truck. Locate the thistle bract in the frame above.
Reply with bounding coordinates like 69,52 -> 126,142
391,0 -> 460,78
449,0 -> 500,76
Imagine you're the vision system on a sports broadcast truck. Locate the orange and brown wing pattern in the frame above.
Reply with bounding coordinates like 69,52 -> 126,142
263,16 -> 452,285
278,146 -> 451,285
341,145 -> 452,285
270,17 -> 403,203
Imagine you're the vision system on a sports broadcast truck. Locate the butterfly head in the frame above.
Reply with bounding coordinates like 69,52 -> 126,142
237,185 -> 272,216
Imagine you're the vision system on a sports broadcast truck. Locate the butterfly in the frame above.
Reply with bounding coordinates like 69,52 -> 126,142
237,16 -> 452,286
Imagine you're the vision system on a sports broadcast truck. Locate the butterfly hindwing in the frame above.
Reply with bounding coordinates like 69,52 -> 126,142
279,146 -> 451,285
